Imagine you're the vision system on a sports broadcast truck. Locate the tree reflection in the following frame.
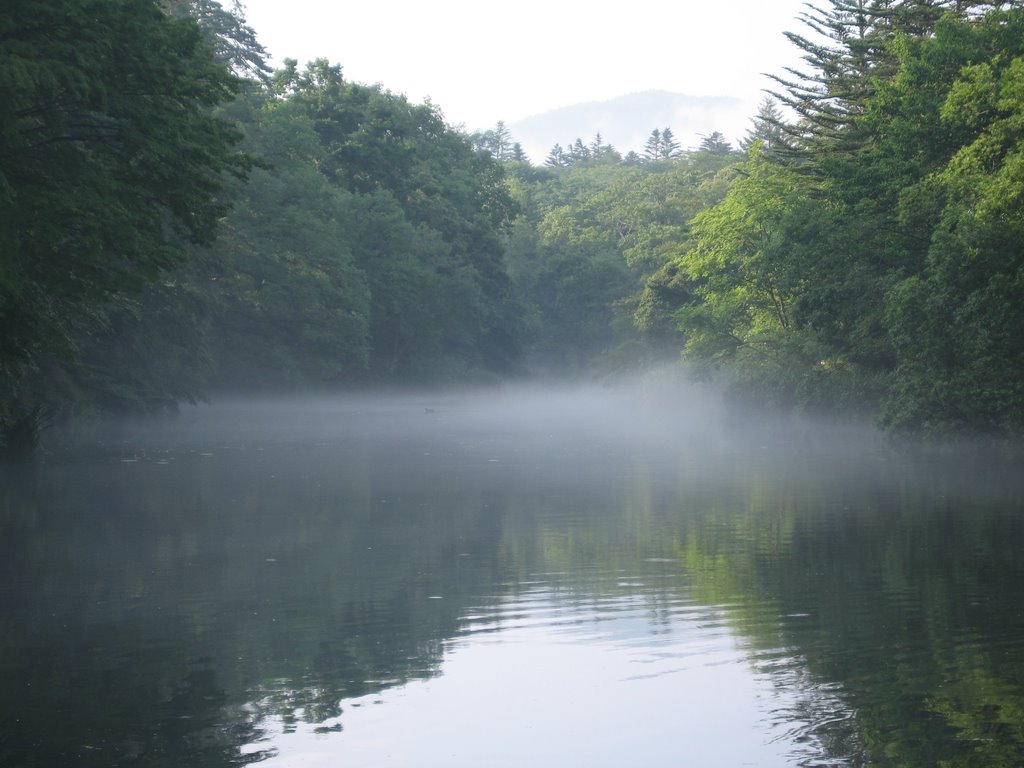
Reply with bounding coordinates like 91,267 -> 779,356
3,419 -> 1024,767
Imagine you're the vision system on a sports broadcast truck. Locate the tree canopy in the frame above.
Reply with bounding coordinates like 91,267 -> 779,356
0,0 -> 248,446
5,0 -> 1024,452
665,2 -> 1024,434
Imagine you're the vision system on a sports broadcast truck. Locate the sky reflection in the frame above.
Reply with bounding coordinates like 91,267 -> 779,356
243,584 -> 855,768
10,388 -> 1019,767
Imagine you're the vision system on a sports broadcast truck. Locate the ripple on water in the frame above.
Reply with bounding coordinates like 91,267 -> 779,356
239,577 -> 861,768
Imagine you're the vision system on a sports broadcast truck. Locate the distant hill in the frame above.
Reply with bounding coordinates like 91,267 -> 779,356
505,90 -> 751,165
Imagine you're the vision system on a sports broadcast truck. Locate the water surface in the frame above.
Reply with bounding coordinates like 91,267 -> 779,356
2,385 -> 1023,766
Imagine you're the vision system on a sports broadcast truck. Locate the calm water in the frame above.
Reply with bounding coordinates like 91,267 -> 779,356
2,385 -> 1024,767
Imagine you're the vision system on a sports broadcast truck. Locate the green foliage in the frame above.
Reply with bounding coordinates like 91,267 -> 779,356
667,150 -> 867,409
162,0 -> 270,80
0,3 -> 527,447
6,0 -> 1022,440
204,61 -> 522,385
697,131 -> 732,154
471,120 -> 517,162
740,97 -> 790,154
506,164 -> 637,369
0,0 -> 247,441
883,44 -> 1024,434
202,96 -> 372,388
643,127 -> 682,161
544,133 -> 621,168
508,147 -> 738,372
636,4 -> 1024,432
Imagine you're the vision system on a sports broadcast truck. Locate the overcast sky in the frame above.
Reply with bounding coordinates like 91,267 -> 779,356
239,0 -> 810,133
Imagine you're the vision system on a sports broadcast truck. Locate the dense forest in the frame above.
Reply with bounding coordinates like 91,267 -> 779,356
3,0 -> 1024,454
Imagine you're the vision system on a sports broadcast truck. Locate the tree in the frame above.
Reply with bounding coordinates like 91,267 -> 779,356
881,16 -> 1024,433
569,137 -> 591,163
163,0 -> 270,80
643,128 -> 663,161
541,135 -> 621,168
764,1 -> 1005,164
660,127 -> 681,158
199,93 -> 371,388
669,147 -> 858,408
588,132 -> 619,162
0,0 -> 247,448
740,98 -> 789,153
472,120 -> 515,162
698,131 -> 733,155
643,127 -> 682,161
275,60 -> 520,379
546,143 -> 568,167
650,3 -> 1024,428
503,145 -> 739,372
491,120 -> 513,160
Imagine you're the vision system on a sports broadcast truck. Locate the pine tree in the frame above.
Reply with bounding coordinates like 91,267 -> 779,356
643,127 -> 681,160
471,121 -> 515,161
491,121 -> 513,161
740,98 -> 789,153
643,129 -> 662,161
698,131 -> 733,155
764,0 -> 991,161
163,0 -> 270,80
569,138 -> 591,163
545,143 -> 567,168
660,128 -> 681,159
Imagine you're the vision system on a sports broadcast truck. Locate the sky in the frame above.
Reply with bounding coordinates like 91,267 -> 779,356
239,0 -> 810,143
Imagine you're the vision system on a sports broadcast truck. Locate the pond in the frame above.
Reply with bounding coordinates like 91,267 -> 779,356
2,384 -> 1023,767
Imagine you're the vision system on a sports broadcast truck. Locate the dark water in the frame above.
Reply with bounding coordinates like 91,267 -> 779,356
3,385 -> 1024,767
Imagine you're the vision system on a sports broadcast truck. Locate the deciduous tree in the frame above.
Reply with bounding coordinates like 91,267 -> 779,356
0,0 -> 247,446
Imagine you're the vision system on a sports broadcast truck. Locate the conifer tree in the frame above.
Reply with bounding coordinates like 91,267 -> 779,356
471,121 -> 514,161
545,143 -> 567,167
660,128 -> 681,158
643,129 -> 663,161
764,0 -> 994,160
569,138 -> 591,163
698,131 -> 733,155
163,0 -> 270,80
740,98 -> 789,153
491,121 -> 513,161
643,127 -> 681,160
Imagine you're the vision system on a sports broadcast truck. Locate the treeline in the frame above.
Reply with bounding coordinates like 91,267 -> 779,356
669,0 -> 1024,435
498,0 -> 1024,435
3,0 -> 1024,452
499,139 -> 741,372
539,127 -> 735,167
1,0 -> 521,453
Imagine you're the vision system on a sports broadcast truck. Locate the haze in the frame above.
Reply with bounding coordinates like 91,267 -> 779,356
87,375 -> 897,492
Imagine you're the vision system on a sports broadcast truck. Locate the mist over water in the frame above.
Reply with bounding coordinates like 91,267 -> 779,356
6,377 -> 1024,767
72,372 -> 885,477
143,374 -> 731,450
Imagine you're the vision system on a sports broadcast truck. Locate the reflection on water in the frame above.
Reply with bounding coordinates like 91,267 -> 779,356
2,384 -> 1024,767
247,581 -> 857,768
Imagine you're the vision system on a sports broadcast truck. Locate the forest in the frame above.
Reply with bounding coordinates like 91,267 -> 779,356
3,0 -> 1024,454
